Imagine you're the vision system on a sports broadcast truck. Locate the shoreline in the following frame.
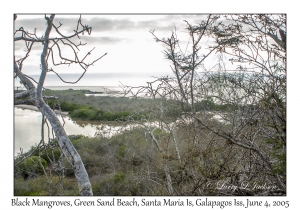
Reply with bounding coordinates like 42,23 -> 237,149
14,104 -> 69,116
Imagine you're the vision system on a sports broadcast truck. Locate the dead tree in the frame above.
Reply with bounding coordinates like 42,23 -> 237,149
14,14 -> 107,195
127,14 -> 286,195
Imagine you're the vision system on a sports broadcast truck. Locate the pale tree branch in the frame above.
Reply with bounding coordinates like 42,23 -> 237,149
14,14 -> 108,196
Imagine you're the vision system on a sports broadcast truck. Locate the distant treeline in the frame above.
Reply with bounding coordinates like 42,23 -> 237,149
45,89 -> 242,121
45,89 -> 146,121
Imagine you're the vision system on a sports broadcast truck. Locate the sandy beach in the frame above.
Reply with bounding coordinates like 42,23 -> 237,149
15,104 -> 69,116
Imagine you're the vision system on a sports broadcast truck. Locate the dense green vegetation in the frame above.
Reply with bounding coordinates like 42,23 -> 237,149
45,89 -> 149,121
44,88 -> 228,121
15,131 -> 161,196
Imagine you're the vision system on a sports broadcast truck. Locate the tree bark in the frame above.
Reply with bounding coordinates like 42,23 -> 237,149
14,14 -> 93,196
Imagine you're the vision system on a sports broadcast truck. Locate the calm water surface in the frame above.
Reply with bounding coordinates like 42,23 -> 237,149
14,107 -> 98,156
14,108 -> 141,156
14,86 -> 145,156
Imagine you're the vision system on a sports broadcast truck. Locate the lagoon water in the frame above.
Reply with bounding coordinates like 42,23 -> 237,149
14,107 -> 99,156
14,107 -> 144,156
14,85 -> 151,156
14,86 -> 116,156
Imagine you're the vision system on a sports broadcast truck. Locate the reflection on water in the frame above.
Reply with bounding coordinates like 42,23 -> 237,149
14,107 -> 98,156
14,107 -> 145,156
14,86 -> 137,156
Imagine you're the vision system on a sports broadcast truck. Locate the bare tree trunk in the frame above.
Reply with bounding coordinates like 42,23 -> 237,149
164,166 -> 174,195
14,14 -> 95,196
14,62 -> 93,195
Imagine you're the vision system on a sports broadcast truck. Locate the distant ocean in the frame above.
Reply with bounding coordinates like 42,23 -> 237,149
14,86 -> 122,92
14,85 -> 149,97
44,86 -> 122,92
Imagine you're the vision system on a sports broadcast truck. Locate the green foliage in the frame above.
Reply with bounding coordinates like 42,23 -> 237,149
60,101 -> 80,112
266,138 -> 286,175
92,173 -> 131,196
195,98 -> 216,111
14,176 -> 79,196
271,152 -> 286,175
69,107 -> 135,121
17,156 -> 47,178
44,89 -> 152,122
153,128 -> 170,140
195,97 -> 237,112
47,96 -> 141,121
32,147 -> 61,163
117,145 -> 127,158
113,172 -> 126,183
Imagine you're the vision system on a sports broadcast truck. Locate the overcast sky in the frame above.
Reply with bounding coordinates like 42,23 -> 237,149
14,14 -> 220,87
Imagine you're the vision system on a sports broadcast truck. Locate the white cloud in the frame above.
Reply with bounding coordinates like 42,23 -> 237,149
15,14 -> 187,86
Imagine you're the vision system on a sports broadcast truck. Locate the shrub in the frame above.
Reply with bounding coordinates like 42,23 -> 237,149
14,175 -> 79,196
60,101 -> 79,112
117,145 -> 127,158
17,156 -> 47,179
